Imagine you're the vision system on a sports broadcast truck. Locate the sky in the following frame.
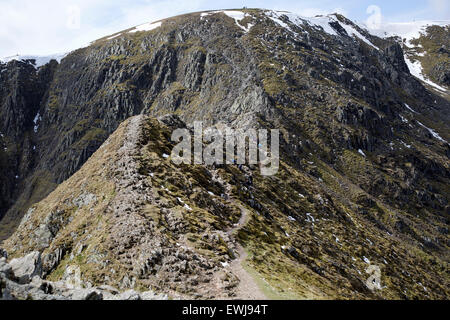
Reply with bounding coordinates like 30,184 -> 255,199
0,0 -> 449,57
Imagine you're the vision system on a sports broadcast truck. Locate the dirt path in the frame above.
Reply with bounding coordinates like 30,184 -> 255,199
225,205 -> 268,300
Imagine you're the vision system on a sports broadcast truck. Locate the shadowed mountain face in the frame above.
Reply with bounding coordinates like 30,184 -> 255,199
0,9 -> 449,299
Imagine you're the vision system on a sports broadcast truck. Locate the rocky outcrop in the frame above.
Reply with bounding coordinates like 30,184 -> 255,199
2,116 -> 249,299
430,61 -> 450,86
384,43 -> 410,74
0,60 -> 58,224
0,250 -> 168,300
9,251 -> 42,284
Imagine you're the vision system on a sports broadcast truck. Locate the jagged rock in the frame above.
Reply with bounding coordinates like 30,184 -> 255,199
158,114 -> 186,130
9,251 -> 42,284
0,252 -> 172,300
287,246 -> 300,260
430,61 -> 450,86
73,193 -> 97,208
0,257 -> 13,278
141,291 -> 169,300
384,43 -> 409,73
116,290 -> 141,300
42,247 -> 64,276
70,289 -> 103,300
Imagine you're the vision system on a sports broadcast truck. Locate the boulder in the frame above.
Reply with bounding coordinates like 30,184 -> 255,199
116,290 -> 141,300
9,251 -> 42,284
42,247 -> 64,276
141,291 -> 169,300
0,257 -> 13,278
71,289 -> 103,300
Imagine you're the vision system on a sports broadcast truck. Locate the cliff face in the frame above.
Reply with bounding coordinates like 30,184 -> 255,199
0,59 -> 58,226
0,9 -> 449,299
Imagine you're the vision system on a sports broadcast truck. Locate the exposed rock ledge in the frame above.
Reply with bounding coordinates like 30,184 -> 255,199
0,250 -> 168,300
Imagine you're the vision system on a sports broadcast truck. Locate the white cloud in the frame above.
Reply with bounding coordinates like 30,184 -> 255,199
0,0 -> 206,57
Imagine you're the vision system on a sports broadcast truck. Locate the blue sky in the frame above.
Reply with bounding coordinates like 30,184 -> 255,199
0,0 -> 449,57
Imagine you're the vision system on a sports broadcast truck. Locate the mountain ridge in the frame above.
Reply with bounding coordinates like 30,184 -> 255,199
0,8 -> 449,299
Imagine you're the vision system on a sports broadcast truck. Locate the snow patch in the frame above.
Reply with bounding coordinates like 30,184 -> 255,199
129,21 -> 161,33
107,34 -> 122,40
367,20 -> 449,44
264,9 -> 381,48
399,115 -> 409,123
404,103 -> 418,114
33,112 -> 41,133
401,141 -> 412,149
222,10 -> 246,21
306,16 -> 338,36
306,212 -> 315,223
264,10 -> 337,36
201,10 -> 253,33
339,23 -> 379,50
1,53 -> 67,68
405,56 -> 447,92
417,121 -> 448,144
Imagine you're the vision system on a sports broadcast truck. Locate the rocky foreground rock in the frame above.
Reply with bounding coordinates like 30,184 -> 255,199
0,250 -> 167,300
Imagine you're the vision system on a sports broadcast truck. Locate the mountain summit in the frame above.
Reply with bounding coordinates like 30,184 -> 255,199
0,9 -> 449,299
